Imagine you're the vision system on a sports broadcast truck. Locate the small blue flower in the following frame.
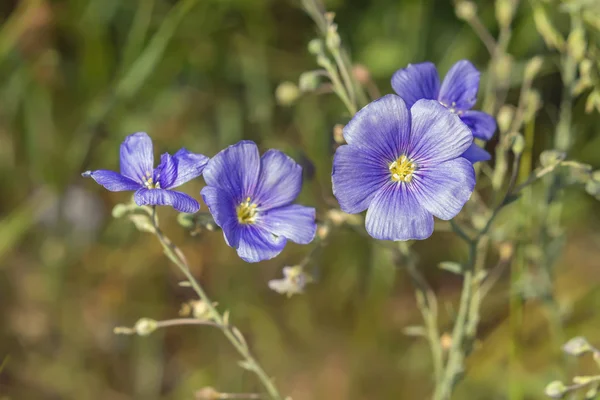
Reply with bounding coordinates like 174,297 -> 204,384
201,140 -> 316,263
332,95 -> 475,241
391,60 -> 496,163
83,132 -> 208,213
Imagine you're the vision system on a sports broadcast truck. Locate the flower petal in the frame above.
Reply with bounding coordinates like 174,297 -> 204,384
253,149 -> 302,209
82,170 -> 141,191
365,183 -> 434,241
391,62 -> 440,108
120,132 -> 154,183
412,158 -> 475,220
438,60 -> 480,111
201,186 -> 240,248
236,225 -> 287,263
462,143 -> 491,163
460,110 -> 496,140
260,204 -> 316,244
156,149 -> 209,189
342,94 -> 412,162
203,140 -> 260,201
134,188 -> 199,213
409,99 -> 473,165
332,144 -> 389,213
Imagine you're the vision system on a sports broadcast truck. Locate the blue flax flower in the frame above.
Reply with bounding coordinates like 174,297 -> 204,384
83,132 -> 208,213
201,140 -> 316,263
332,95 -> 475,241
391,60 -> 496,162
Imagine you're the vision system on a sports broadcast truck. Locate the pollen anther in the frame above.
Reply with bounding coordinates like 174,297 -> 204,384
237,197 -> 258,224
389,155 -> 416,183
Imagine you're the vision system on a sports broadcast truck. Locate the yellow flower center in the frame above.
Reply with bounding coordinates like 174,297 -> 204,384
237,197 -> 258,224
143,172 -> 160,189
389,155 -> 416,183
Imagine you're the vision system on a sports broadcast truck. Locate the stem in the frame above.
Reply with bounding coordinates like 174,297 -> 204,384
397,242 -> 444,385
150,207 -> 283,400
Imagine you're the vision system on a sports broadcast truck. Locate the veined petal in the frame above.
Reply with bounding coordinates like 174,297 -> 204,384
391,62 -> 440,108
438,60 -> 480,111
260,204 -> 316,244
236,225 -> 287,263
203,140 -> 260,201
412,158 -> 475,220
82,170 -> 141,191
365,183 -> 434,241
409,99 -> 472,166
342,94 -> 411,162
462,143 -> 491,163
120,132 -> 154,183
155,149 -> 209,189
134,188 -> 199,213
254,149 -> 302,210
332,144 -> 389,213
201,186 -> 240,248
460,110 -> 496,141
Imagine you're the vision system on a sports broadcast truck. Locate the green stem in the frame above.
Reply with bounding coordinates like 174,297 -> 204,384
150,208 -> 283,400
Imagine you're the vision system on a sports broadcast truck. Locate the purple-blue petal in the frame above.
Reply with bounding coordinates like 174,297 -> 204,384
168,148 -> 209,189
342,94 -> 412,162
461,143 -> 491,163
155,153 -> 177,188
201,186 -> 240,248
253,149 -> 302,210
259,204 -> 316,244
408,99 -> 473,166
332,144 -> 389,214
460,110 -> 497,141
120,132 -> 154,183
236,225 -> 287,263
203,140 -> 260,201
412,158 -> 475,220
134,188 -> 200,213
391,62 -> 441,108
365,183 -> 434,241
82,170 -> 141,191
438,60 -> 480,111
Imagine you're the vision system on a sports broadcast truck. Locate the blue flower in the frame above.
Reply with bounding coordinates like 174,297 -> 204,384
391,60 -> 496,163
332,95 -> 475,241
83,132 -> 208,213
201,140 -> 316,263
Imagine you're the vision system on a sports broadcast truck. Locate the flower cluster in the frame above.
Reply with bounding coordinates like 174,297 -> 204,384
84,135 -> 316,262
332,60 -> 495,240
84,59 -> 494,258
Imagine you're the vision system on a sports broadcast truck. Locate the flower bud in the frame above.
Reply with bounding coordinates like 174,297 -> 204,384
495,0 -> 515,28
497,105 -> 515,133
524,90 -> 541,121
333,123 -> 345,144
112,203 -> 130,219
511,133 -> 525,155
562,336 -> 591,356
544,381 -> 567,399
533,6 -> 565,51
275,81 -> 300,106
456,1 -> 476,21
316,54 -> 333,70
585,89 -> 600,114
298,71 -> 320,92
134,318 -> 158,336
494,54 -> 513,84
326,24 -> 341,50
567,28 -> 586,62
308,38 -> 324,56
539,149 -> 566,167
524,56 -> 543,82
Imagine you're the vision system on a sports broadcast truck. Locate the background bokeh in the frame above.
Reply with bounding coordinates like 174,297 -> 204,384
1,0 -> 600,399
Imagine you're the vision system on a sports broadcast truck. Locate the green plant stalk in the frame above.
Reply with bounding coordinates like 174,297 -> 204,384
397,242 -> 444,384
150,208 -> 283,400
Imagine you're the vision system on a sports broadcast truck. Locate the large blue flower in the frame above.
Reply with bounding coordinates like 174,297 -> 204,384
201,141 -> 316,263
332,95 -> 475,241
391,60 -> 496,163
83,132 -> 208,213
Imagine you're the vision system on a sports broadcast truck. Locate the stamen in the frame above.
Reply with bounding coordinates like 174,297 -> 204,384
389,155 -> 416,183
237,197 -> 258,224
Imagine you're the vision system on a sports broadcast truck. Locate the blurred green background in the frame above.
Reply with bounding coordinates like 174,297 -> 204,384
1,0 -> 600,399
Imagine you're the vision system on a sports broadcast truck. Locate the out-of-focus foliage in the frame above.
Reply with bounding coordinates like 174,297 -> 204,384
0,0 -> 599,399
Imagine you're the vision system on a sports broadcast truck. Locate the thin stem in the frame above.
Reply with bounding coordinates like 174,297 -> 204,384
150,207 -> 283,400
397,242 -> 444,385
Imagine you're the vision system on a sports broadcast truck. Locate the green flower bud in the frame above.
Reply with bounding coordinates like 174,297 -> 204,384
326,24 -> 341,50
539,150 -> 566,167
456,1 -> 476,21
524,56 -> 543,82
497,105 -> 515,133
307,38 -> 324,56
511,133 -> 526,155
585,90 -> 600,114
495,0 -> 515,28
567,28 -> 586,62
134,318 -> 158,336
112,203 -> 130,219
298,71 -> 321,92
533,6 -> 565,51
544,380 -> 567,399
275,81 -> 300,107
562,336 -> 592,356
